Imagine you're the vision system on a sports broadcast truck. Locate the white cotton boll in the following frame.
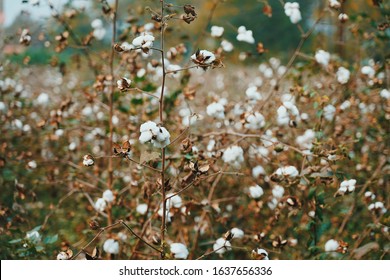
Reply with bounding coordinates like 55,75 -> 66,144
82,106 -> 93,116
93,28 -> 106,40
275,166 -> 299,177
167,194 -> 182,208
166,64 -> 181,79
91,19 -> 103,29
213,238 -> 232,254
55,129 -> 64,137
268,197 -> 279,210
249,185 -> 264,199
158,208 -> 172,223
263,67 -> 273,78
323,104 -> 336,121
245,86 -> 262,103
272,185 -> 285,199
103,239 -> 119,254
207,139 -> 216,152
221,40 -> 234,52
191,50 -> 216,65
284,2 -> 302,24
296,129 -> 315,150
340,100 -> 351,110
102,189 -> 115,203
245,112 -> 266,130
361,66 -> 375,78
68,142 -> 77,151
137,68 -> 146,78
325,239 -> 339,252
136,204 -> 148,215
57,252 -> 69,260
206,102 -> 225,119
236,26 -> 255,44
118,232 -> 127,241
27,160 -> 37,169
120,42 -> 134,51
336,67 -> 350,84
329,0 -> 341,8
380,89 -> 390,99
252,248 -> 269,260
143,22 -> 154,31
23,124 -> 31,132
12,119 -> 23,130
315,50 -> 330,67
0,101 -> 7,112
222,146 -> 244,168
252,165 -> 266,178
338,13 -> 349,22
231,228 -> 244,239
338,179 -> 356,194
94,198 -> 107,212
132,33 -> 155,50
170,243 -> 189,259
211,25 -> 224,37
37,92 -> 49,105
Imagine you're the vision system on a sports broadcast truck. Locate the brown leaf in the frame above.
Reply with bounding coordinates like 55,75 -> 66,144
140,150 -> 160,163
352,242 -> 379,259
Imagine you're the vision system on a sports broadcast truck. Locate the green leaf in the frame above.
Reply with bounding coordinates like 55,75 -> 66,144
9,238 -> 22,244
43,234 -> 58,244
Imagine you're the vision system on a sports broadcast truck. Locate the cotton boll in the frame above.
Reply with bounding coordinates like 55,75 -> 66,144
231,228 -> 244,239
361,66 -> 375,78
221,40 -> 234,52
94,198 -> 107,212
207,102 -> 225,119
136,204 -> 148,215
103,239 -> 119,254
211,25 -> 224,37
252,165 -> 266,178
380,89 -> 390,99
323,104 -> 336,121
222,146 -> 244,168
213,238 -> 232,254
275,166 -> 299,177
102,189 -> 115,203
272,185 -> 285,199
336,67 -> 350,84
170,243 -> 189,259
315,50 -> 330,67
236,26 -> 255,44
325,239 -> 339,252
249,185 -> 264,199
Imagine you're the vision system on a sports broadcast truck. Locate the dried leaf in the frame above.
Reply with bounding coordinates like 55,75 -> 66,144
140,151 -> 160,163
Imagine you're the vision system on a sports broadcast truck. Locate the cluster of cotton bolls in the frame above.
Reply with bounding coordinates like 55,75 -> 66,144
364,191 -> 387,214
139,121 -> 170,148
91,19 -> 106,40
284,2 -> 302,24
94,189 -> 115,213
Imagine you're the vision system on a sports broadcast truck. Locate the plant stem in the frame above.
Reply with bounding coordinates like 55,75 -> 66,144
159,0 -> 167,259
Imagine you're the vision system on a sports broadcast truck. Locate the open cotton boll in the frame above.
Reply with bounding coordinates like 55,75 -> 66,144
136,204 -> 148,215
211,25 -> 224,37
170,243 -> 189,259
94,198 -> 107,212
166,194 -> 182,208
222,146 -> 244,168
325,239 -> 339,252
231,228 -> 245,239
361,66 -> 375,78
252,248 -> 269,260
272,185 -> 285,199
275,166 -> 299,177
249,185 -> 264,199
221,40 -> 234,52
284,2 -> 302,24
213,238 -> 232,254
236,26 -> 255,44
315,50 -> 330,67
336,67 -> 350,84
245,112 -> 266,130
379,89 -> 390,99
102,189 -> 115,203
103,239 -> 119,254
252,165 -> 266,178
206,102 -> 225,119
